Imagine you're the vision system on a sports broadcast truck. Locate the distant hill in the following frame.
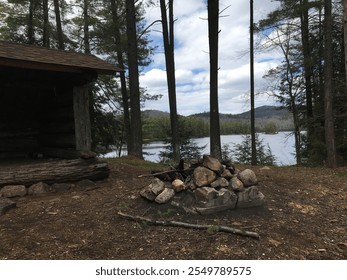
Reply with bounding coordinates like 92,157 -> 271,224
142,109 -> 170,118
143,106 -> 289,119
142,106 -> 293,132
190,105 -> 291,120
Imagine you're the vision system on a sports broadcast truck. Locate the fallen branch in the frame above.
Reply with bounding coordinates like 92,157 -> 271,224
118,211 -> 260,239
137,168 -> 193,178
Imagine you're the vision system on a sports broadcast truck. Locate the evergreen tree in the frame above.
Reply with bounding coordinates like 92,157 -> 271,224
258,0 -> 346,165
234,134 -> 276,166
158,116 -> 206,162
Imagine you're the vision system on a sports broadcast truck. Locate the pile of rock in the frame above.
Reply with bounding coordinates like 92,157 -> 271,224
140,155 -> 265,215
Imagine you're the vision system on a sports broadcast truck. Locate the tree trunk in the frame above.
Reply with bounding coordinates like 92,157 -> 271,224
208,0 -> 221,160
160,0 -> 179,162
250,0 -> 256,165
344,0 -> 347,84
83,0 -> 90,54
126,0 -> 143,158
323,0 -> 337,168
53,0 -> 64,50
28,0 -> 34,44
300,0 -> 314,152
42,0 -> 50,47
0,159 -> 109,187
110,0 -> 131,150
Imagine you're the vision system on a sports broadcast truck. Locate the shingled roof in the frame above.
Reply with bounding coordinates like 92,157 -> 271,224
0,40 -> 122,75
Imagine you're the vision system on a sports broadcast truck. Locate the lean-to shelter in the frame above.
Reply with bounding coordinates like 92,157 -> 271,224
0,40 -> 122,160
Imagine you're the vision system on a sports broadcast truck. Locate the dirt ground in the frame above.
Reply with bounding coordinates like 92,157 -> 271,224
0,157 -> 346,260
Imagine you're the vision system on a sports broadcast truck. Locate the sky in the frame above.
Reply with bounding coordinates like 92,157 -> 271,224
139,0 -> 282,116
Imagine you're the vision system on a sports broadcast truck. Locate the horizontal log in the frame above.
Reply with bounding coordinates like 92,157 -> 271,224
41,121 -> 75,134
44,108 -> 74,122
0,130 -> 39,139
45,93 -> 73,109
0,152 -> 31,159
39,133 -> 76,148
0,159 -> 109,187
0,137 -> 38,151
41,147 -> 83,159
0,121 -> 39,130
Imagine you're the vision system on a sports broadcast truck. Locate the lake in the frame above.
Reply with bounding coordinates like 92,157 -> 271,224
105,131 -> 297,166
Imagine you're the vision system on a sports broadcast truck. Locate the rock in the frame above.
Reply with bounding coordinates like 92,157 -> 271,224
150,178 -> 165,195
221,168 -> 233,180
221,159 -> 234,168
51,183 -> 74,192
202,155 -> 224,175
194,187 -> 237,210
195,188 -> 237,215
194,187 -> 218,202
172,179 -> 185,192
210,177 -> 229,188
230,176 -> 245,192
28,182 -> 53,195
193,166 -> 217,187
237,169 -> 258,187
260,166 -> 271,170
140,185 -> 157,201
237,186 -> 265,208
0,185 -> 27,198
0,197 -> 16,215
77,179 -> 95,187
195,203 -> 233,215
171,190 -> 196,209
155,188 -> 175,204
140,178 -> 165,201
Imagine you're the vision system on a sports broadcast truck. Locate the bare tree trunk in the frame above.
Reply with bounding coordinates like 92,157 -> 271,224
110,0 -> 131,150
250,0 -> 256,165
42,0 -> 50,47
28,0 -> 35,44
53,0 -> 64,50
344,0 -> 347,84
323,0 -> 337,168
83,0 -> 90,54
126,0 -> 143,158
208,0 -> 221,160
160,0 -> 179,162
300,0 -> 314,153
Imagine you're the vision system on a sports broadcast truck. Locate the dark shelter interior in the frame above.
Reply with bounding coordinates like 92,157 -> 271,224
0,40 -> 121,160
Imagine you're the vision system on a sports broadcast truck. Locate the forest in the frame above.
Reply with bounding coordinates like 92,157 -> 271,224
0,0 -> 346,167
142,106 -> 294,141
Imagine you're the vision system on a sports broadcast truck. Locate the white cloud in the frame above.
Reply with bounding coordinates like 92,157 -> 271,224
140,68 -> 167,88
141,0 -> 281,116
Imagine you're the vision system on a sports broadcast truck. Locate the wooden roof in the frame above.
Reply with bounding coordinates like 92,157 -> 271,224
0,41 -> 122,75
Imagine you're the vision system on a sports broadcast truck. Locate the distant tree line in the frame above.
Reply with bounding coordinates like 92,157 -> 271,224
142,114 -> 293,142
